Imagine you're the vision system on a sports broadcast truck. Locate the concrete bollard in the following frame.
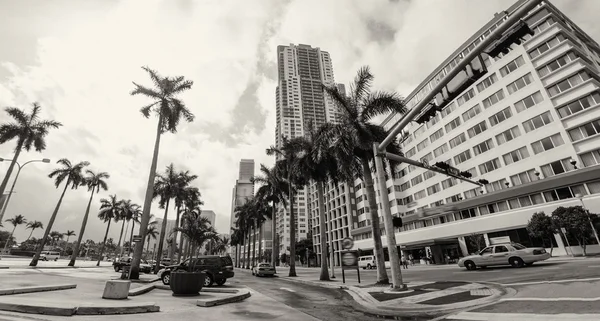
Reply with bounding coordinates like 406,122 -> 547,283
102,280 -> 131,300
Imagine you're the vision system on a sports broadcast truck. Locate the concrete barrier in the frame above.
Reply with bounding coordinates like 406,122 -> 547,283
102,280 -> 131,300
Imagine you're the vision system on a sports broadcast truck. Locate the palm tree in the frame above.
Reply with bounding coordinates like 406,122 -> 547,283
118,199 -> 139,256
171,171 -> 198,262
145,223 -> 159,255
323,66 -> 407,285
230,228 -> 243,267
2,214 -> 27,253
126,204 -> 142,256
266,137 -> 307,277
177,186 -> 202,263
97,195 -> 121,266
129,67 -> 194,278
30,159 -> 89,266
69,170 -> 109,266
151,163 -> 180,273
252,164 -> 290,268
234,201 -> 252,269
49,231 -> 63,247
25,221 -> 44,240
64,230 -> 75,244
249,196 -> 272,264
0,103 -> 62,222
174,209 -> 218,271
213,235 -> 229,255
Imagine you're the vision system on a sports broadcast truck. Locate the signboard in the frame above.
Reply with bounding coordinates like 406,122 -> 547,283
132,235 -> 142,243
447,167 -> 460,176
560,227 -> 567,234
340,250 -> 361,284
341,237 -> 354,250
489,236 -> 511,245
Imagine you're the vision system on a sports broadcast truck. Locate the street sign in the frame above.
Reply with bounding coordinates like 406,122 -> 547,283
341,237 -> 354,250
342,252 -> 357,266
447,167 -> 460,176
340,250 -> 361,284
132,235 -> 142,243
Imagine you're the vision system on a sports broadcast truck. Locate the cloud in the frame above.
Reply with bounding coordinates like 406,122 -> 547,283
1,0 -> 600,245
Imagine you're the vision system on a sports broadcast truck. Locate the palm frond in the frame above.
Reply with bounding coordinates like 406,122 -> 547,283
360,91 -> 407,122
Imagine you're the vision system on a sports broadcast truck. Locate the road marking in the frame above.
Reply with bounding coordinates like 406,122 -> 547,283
587,265 -> 600,268
446,312 -> 600,320
385,283 -> 483,304
541,267 -> 560,270
503,277 -> 600,287
279,287 -> 296,293
501,297 -> 600,302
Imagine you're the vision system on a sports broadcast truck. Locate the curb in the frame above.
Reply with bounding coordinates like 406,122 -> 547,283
239,269 -> 350,290
76,302 -> 160,315
196,289 -> 251,307
0,284 -> 77,296
0,299 -> 159,316
130,283 -> 252,307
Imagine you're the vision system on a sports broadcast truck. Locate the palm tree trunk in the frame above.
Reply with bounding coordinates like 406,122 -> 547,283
27,229 -> 34,241
246,230 -> 251,269
316,181 -> 330,281
271,205 -> 277,268
131,114 -> 163,279
258,222 -> 263,263
0,143 -> 22,222
30,179 -> 70,266
251,224 -> 257,266
361,158 -> 389,284
2,226 -> 17,255
170,205 -> 181,262
96,220 -> 112,266
154,199 -> 170,274
178,233 -> 185,263
128,220 -> 135,256
288,183 -> 297,277
117,219 -> 126,252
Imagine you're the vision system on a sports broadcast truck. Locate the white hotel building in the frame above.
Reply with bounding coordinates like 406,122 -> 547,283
351,0 -> 600,265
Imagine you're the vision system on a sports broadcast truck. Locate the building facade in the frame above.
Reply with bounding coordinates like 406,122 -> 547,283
200,210 -> 216,227
351,0 -> 600,264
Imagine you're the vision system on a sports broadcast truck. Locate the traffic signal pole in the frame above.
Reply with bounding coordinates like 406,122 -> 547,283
384,153 -> 483,186
372,0 -> 543,291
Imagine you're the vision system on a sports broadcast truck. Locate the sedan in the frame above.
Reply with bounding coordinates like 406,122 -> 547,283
458,242 -> 551,270
251,263 -> 276,277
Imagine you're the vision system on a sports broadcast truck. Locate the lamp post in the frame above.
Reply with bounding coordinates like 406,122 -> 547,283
575,193 -> 600,246
0,157 -> 51,222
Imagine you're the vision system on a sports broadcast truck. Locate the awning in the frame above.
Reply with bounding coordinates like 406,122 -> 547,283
399,238 -> 458,251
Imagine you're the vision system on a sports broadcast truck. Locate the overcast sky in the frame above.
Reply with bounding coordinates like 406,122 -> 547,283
1,0 -> 599,243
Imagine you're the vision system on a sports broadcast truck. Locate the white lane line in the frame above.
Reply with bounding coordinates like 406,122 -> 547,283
388,283 -> 483,304
541,267 -> 560,270
501,297 -> 600,302
279,287 -> 296,293
587,265 -> 600,268
446,312 -> 600,320
503,277 -> 600,287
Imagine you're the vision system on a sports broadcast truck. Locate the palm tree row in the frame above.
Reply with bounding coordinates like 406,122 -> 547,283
232,194 -> 272,269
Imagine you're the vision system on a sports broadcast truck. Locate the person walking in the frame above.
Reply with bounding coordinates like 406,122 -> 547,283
409,253 -> 414,266
401,255 -> 408,269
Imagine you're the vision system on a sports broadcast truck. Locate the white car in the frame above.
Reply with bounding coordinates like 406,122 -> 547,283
458,242 -> 551,270
40,251 -> 60,261
251,263 -> 275,276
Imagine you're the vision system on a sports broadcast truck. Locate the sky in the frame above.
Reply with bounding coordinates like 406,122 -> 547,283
1,0 -> 599,244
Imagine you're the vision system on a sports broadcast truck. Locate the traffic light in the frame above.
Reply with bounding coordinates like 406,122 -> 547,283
459,171 -> 473,179
392,216 -> 403,228
416,103 -> 442,124
478,179 -> 489,185
434,161 -> 451,170
487,20 -> 534,58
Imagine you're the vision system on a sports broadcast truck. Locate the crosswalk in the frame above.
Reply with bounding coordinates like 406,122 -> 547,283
446,312 -> 600,320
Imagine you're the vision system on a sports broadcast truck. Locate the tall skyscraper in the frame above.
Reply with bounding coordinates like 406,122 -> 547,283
239,159 -> 255,182
352,0 -> 600,264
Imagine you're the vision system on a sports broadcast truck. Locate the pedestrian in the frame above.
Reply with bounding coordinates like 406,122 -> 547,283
401,255 -> 408,269
409,254 -> 414,266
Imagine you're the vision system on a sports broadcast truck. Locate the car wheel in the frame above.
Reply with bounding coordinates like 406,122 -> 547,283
367,264 -> 372,270
510,257 -> 524,268
204,274 -> 214,287
161,272 -> 171,285
216,279 -> 227,286
54,258 -> 58,261
114,266 -> 120,272
464,260 -> 476,271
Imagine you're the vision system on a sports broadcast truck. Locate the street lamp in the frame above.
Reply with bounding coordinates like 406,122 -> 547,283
570,158 -> 578,170
575,193 -> 600,246
0,157 -> 51,222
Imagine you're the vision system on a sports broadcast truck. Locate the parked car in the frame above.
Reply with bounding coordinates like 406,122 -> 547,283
358,255 -> 391,269
458,242 -> 551,270
113,256 -> 152,273
40,251 -> 60,261
251,263 -> 275,276
158,255 -> 234,287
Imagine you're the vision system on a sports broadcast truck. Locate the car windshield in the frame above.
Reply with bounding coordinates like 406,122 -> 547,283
220,256 -> 233,266
512,243 -> 527,250
259,263 -> 271,267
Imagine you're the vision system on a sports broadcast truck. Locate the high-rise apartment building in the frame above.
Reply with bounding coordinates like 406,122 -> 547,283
352,0 -> 600,265
200,210 -> 216,227
239,159 -> 255,182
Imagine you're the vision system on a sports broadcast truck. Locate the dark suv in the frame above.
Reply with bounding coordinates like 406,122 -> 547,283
158,255 -> 234,287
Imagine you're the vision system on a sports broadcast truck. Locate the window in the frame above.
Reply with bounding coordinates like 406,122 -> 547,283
529,34 -> 566,59
454,150 -> 472,165
427,184 -> 441,196
465,167 -> 478,178
507,73 -> 533,94
473,139 -> 494,156
531,133 -> 565,154
411,175 -> 423,186
503,146 -> 530,165
547,71 -> 590,97
400,182 -> 410,192
557,92 -> 600,118
467,121 -> 488,138
488,107 -> 512,127
441,101 -> 457,118
457,88 -> 476,106
446,194 -> 462,203
464,188 -> 479,199
589,181 -> 600,194
441,177 -> 458,190
430,128 -> 444,143
538,52 -> 578,77
568,119 -> 600,142
406,147 -> 416,158
422,152 -> 433,162
514,91 -> 544,113
423,170 -> 436,180
479,158 -> 501,174
499,56 -> 526,77
476,73 -> 498,92
482,90 -> 505,109
495,245 -> 509,253
417,138 -> 430,151
496,126 -> 521,145
462,105 -> 482,122
540,158 -> 575,177
427,113 -> 441,128
523,111 -> 553,133
580,149 -> 600,167
433,144 -> 449,157
510,169 -> 539,186
414,189 -> 427,200
486,178 -> 509,192
530,16 -> 555,36
445,117 -> 461,133
449,133 -> 467,149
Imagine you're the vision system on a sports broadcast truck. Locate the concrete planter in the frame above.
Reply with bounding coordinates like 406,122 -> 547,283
169,271 -> 205,296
